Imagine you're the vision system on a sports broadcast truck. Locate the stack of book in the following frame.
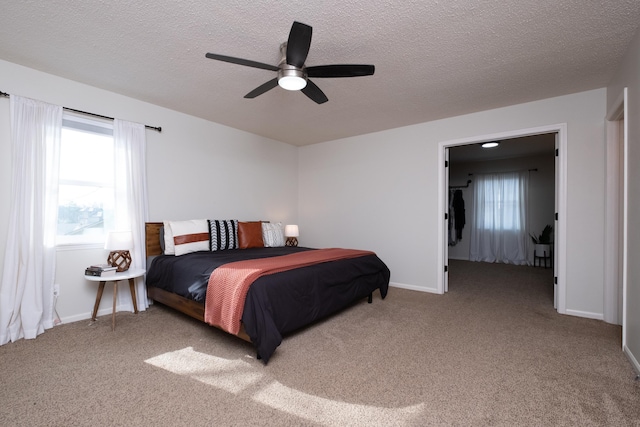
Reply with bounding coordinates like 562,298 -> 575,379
85,264 -> 117,277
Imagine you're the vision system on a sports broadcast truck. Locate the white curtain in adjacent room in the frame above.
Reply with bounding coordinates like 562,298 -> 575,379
0,96 -> 62,345
469,171 -> 529,265
113,119 -> 150,312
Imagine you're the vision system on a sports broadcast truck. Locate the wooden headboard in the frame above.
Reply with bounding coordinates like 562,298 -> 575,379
143,220 -> 251,341
145,222 -> 163,256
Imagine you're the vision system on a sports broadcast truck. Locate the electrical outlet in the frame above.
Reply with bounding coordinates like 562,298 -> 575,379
53,284 -> 60,297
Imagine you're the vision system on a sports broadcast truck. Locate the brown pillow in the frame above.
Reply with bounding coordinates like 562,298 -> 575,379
238,221 -> 264,249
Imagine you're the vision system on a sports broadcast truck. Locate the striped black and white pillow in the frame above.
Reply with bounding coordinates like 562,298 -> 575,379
208,219 -> 239,251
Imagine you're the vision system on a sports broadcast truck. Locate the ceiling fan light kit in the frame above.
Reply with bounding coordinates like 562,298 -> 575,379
205,21 -> 375,104
278,67 -> 307,91
278,73 -> 307,91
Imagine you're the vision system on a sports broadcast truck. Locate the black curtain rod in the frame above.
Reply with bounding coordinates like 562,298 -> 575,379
0,90 -> 161,132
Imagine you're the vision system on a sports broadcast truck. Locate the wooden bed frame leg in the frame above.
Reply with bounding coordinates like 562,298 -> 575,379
368,293 -> 373,304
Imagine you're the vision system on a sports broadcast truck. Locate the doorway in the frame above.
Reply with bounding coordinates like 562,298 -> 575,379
446,135 -> 556,304
437,124 -> 567,314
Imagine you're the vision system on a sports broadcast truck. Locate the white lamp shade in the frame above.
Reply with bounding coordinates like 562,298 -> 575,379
105,230 -> 133,250
284,225 -> 299,237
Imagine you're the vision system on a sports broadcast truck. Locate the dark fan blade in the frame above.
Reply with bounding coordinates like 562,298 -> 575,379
306,64 -> 375,78
286,21 -> 312,68
205,53 -> 278,72
301,79 -> 328,104
244,78 -> 279,98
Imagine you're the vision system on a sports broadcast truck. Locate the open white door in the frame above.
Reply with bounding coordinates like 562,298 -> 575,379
553,134 -> 559,309
444,147 -> 450,293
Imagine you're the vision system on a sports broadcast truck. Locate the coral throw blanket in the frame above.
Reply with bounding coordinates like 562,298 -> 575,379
204,248 -> 374,335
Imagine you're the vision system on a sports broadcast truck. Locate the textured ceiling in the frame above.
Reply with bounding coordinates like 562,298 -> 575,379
1,1 -> 639,146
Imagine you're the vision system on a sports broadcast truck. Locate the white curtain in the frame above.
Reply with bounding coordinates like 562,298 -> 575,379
113,119 -> 149,312
469,171 -> 529,265
0,96 -> 62,345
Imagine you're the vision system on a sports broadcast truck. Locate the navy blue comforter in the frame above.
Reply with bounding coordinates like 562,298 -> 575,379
146,247 -> 390,363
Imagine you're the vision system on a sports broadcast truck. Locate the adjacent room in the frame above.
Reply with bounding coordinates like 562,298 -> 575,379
1,1 -> 639,425
447,135 -> 557,306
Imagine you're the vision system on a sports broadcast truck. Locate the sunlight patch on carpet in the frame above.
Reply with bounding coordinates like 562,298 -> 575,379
253,381 -> 426,426
145,347 -> 262,393
145,347 -> 426,425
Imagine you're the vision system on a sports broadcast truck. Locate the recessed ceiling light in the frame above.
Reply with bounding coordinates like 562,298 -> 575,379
482,142 -> 499,148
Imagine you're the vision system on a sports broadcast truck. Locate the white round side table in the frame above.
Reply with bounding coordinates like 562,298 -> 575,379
85,268 -> 146,331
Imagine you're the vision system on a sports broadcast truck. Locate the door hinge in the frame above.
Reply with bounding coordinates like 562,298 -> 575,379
444,265 -> 448,273
555,212 -> 558,220
445,212 -> 448,220
554,277 -> 558,284
555,148 -> 559,157
445,160 -> 449,167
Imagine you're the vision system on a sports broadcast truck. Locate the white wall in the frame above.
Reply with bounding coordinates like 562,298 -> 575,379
0,59 -> 299,323
299,89 -> 606,317
607,27 -> 640,371
0,57 -> 615,328
448,153 -> 555,263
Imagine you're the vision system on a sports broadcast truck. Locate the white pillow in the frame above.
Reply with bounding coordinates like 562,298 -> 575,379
163,220 -> 175,255
170,219 -> 210,256
262,222 -> 285,247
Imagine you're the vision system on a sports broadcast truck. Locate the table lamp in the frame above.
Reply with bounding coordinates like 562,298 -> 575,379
284,225 -> 299,247
105,230 -> 133,272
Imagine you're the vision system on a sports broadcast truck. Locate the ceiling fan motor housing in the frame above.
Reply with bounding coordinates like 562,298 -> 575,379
277,42 -> 307,90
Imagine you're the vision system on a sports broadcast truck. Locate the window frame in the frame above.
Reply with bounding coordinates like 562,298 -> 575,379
56,113 -> 115,249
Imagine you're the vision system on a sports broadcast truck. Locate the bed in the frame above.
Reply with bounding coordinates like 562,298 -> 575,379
144,221 -> 390,363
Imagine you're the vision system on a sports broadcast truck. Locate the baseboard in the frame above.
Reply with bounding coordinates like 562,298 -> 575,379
57,305 -> 139,325
58,310 -> 101,325
447,256 -> 469,261
564,308 -> 604,320
389,282 -> 439,294
623,345 -> 640,375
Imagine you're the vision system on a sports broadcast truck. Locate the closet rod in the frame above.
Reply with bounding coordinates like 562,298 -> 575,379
468,168 -> 537,176
449,179 -> 472,189
0,90 -> 162,132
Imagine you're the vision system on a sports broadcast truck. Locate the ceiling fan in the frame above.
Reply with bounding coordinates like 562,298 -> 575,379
205,21 -> 375,104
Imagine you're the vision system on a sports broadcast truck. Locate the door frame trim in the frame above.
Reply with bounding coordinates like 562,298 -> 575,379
437,123 -> 568,314
604,87 -> 628,333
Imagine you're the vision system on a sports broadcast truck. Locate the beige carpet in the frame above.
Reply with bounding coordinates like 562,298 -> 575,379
1,260 -> 638,426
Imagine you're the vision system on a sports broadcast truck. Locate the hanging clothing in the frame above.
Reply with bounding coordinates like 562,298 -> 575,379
448,189 -> 456,246
448,189 -> 466,246
452,189 -> 466,241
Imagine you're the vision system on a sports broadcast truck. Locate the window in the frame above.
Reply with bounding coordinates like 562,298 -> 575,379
479,175 -> 523,231
57,115 -> 115,246
470,171 -> 529,264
